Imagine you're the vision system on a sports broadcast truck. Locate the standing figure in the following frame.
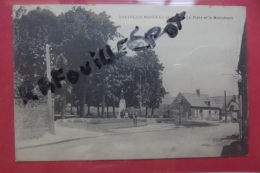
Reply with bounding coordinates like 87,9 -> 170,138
133,109 -> 138,124
125,109 -> 129,119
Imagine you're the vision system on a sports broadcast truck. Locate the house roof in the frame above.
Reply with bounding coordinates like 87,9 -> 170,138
211,95 -> 239,110
211,96 -> 233,109
159,95 -> 175,110
180,93 -> 219,108
161,97 -> 175,105
228,101 -> 239,111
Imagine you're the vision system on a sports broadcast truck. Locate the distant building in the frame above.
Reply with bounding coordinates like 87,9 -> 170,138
171,89 -> 220,120
159,94 -> 175,110
157,94 -> 175,117
211,95 -> 239,119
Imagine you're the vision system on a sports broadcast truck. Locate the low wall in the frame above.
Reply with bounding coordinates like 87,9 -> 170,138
56,118 -> 147,132
15,100 -> 49,141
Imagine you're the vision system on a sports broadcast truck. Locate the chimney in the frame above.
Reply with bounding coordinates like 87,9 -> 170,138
196,89 -> 200,97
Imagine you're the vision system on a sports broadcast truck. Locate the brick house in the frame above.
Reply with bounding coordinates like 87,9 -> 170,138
171,89 -> 221,120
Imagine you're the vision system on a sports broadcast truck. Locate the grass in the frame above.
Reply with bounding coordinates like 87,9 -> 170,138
57,118 -> 148,133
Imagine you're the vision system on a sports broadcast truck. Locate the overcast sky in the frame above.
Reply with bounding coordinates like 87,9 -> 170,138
14,5 -> 246,97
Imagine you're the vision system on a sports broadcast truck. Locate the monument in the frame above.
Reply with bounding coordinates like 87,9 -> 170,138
117,89 -> 126,119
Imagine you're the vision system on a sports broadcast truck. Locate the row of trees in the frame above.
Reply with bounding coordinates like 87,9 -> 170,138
14,6 -> 167,118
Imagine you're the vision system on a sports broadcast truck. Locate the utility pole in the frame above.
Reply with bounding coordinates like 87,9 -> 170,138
46,44 -> 55,134
101,81 -> 105,118
238,79 -> 242,139
101,66 -> 106,118
178,98 -> 182,125
179,103 -> 181,125
224,90 -> 227,122
139,74 -> 142,117
223,73 -> 242,137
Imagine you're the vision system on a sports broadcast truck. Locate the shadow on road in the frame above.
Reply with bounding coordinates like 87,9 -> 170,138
221,140 -> 248,157
171,121 -> 219,128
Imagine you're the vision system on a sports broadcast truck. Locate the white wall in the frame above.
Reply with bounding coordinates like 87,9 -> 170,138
195,109 -> 219,120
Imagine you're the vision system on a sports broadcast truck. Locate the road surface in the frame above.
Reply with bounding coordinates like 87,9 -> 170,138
16,121 -> 239,161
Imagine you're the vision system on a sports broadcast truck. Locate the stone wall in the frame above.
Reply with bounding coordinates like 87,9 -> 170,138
14,99 -> 49,140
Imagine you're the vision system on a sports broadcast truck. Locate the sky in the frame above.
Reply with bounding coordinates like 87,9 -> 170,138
14,5 -> 246,97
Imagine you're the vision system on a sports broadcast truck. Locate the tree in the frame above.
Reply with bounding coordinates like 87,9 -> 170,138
58,7 -> 122,117
99,55 -> 131,113
147,78 -> 166,116
14,6 -> 122,118
13,6 -> 166,119
14,6 -> 68,116
14,7 -> 63,82
100,50 -> 166,117
131,50 -> 166,116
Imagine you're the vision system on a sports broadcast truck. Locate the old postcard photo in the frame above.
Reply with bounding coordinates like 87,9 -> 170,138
13,5 -> 248,161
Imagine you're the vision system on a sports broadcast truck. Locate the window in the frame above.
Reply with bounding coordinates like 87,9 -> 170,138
230,105 -> 234,111
204,101 -> 210,106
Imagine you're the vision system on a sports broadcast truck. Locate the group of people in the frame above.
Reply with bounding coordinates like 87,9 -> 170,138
120,109 -> 138,124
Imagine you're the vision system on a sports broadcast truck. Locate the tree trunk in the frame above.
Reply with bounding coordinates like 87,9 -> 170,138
60,89 -> 67,119
101,93 -> 105,117
224,90 -> 227,121
113,99 -> 115,118
70,103 -> 73,115
107,106 -> 109,117
146,106 -> 148,117
152,107 -> 154,117
97,106 -> 100,116
88,105 -> 90,114
77,103 -> 79,115
79,89 -> 86,117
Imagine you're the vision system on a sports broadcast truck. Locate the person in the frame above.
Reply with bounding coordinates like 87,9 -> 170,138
133,109 -> 138,124
120,109 -> 125,119
132,113 -> 136,124
125,109 -> 129,119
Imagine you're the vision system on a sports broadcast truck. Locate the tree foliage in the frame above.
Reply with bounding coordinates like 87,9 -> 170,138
13,7 -> 63,81
14,6 -> 167,117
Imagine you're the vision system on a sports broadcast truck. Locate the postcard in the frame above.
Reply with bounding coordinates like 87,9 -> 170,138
13,5 -> 247,161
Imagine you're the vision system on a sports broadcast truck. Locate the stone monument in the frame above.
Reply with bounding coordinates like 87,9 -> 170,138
117,88 -> 126,119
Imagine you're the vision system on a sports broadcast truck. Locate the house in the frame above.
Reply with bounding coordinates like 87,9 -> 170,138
211,95 -> 239,119
171,89 -> 221,120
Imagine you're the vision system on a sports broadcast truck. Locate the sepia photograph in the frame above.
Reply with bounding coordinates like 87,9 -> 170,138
13,5 -> 248,161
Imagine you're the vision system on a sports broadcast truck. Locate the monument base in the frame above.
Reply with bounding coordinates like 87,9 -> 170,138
117,99 -> 126,119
